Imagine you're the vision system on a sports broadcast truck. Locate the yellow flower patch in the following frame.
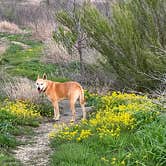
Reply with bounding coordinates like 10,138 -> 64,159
50,92 -> 160,142
1,99 -> 40,119
77,129 -> 92,141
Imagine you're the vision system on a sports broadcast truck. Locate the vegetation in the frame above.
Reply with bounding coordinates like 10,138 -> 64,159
54,0 -> 166,91
0,32 -> 70,82
0,99 -> 41,165
53,7 -> 86,75
50,92 -> 165,166
0,0 -> 165,165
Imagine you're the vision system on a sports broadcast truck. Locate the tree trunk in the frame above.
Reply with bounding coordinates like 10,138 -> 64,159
78,43 -> 84,76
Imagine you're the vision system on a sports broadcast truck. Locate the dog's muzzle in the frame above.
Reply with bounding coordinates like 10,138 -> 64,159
37,87 -> 42,93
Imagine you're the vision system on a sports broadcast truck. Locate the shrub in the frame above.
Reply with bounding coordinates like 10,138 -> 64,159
0,134 -> 17,148
0,152 -> 20,166
81,0 -> 166,90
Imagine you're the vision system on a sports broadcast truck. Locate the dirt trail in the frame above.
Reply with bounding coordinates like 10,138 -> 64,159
13,121 -> 55,166
12,102 -> 92,166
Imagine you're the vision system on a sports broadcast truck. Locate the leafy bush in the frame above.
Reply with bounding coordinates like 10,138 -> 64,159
84,90 -> 101,108
51,0 -> 166,91
82,0 -> 166,90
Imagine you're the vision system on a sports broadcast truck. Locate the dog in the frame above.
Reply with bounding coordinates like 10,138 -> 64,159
35,74 -> 86,122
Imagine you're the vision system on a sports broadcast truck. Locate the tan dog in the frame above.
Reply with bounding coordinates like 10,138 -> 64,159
36,74 -> 86,122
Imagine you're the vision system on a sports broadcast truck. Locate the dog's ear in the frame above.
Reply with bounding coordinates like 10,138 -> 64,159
37,74 -> 40,79
43,73 -> 47,80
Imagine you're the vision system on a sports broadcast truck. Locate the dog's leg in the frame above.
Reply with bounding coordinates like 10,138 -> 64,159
70,100 -> 76,122
53,101 -> 60,121
79,91 -> 86,120
53,108 -> 57,119
80,103 -> 86,120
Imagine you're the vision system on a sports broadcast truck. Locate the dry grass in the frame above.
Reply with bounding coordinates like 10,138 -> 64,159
0,73 -> 42,103
30,21 -> 55,40
0,21 -> 23,34
41,39 -> 102,64
41,39 -> 75,63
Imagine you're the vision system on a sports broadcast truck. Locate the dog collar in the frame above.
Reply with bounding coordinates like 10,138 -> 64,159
42,87 -> 47,93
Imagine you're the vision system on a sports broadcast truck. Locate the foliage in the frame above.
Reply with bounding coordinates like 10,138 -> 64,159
0,99 -> 41,164
0,100 -> 41,148
1,100 -> 41,126
81,0 -> 166,90
84,90 -> 101,108
8,60 -> 57,81
53,25 -> 77,54
0,32 -> 70,81
0,96 -> 41,165
50,92 -> 164,166
50,143 -> 103,166
0,152 -> 21,166
50,92 -> 160,142
53,5 -> 86,74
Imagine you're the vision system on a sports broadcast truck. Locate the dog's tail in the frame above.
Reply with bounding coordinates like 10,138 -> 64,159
79,86 -> 85,105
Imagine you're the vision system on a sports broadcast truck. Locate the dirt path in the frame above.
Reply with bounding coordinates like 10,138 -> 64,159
12,103 -> 92,166
13,121 -> 55,166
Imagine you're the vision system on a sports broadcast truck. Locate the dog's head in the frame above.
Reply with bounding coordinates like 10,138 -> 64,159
35,74 -> 47,93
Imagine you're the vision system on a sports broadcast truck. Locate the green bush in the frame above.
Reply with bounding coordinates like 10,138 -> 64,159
84,90 -> 101,108
80,0 -> 166,90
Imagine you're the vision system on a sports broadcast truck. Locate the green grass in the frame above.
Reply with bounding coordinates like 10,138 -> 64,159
0,32 -> 71,82
50,117 -> 166,166
50,143 -> 103,166
8,60 -> 57,80
2,44 -> 41,65
0,152 -> 21,166
0,32 -> 41,46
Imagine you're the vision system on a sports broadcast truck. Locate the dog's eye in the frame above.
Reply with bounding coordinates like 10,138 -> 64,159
41,83 -> 43,85
36,83 -> 39,85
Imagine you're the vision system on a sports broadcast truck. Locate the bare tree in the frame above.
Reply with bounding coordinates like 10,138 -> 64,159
53,0 -> 87,75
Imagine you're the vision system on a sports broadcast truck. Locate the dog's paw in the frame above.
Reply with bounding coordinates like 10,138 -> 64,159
53,116 -> 60,121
